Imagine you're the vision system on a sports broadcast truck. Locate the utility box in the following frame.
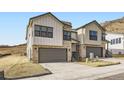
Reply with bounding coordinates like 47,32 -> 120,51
90,53 -> 94,60
96,56 -> 99,61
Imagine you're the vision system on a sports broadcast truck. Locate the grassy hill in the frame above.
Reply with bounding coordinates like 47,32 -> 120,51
0,44 -> 26,56
102,17 -> 124,33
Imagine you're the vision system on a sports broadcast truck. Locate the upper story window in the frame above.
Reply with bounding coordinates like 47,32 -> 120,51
89,30 -> 97,40
111,38 -> 121,45
63,31 -> 71,40
102,33 -> 106,41
34,25 -> 53,38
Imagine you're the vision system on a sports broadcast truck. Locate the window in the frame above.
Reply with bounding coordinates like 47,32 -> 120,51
63,31 -> 71,40
102,33 -> 106,41
35,25 -> 40,30
113,39 -> 115,44
111,40 -> 113,45
48,27 -> 53,32
35,31 -> 40,36
89,30 -> 97,40
34,25 -> 53,38
111,38 -> 121,45
41,26 -> 47,31
116,38 -> 119,44
119,38 -> 121,43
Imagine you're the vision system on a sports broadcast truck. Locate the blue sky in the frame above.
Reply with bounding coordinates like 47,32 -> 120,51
0,12 -> 124,45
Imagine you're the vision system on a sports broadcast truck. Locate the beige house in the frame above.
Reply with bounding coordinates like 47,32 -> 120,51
26,12 -> 79,63
26,13 -> 106,63
76,20 -> 106,58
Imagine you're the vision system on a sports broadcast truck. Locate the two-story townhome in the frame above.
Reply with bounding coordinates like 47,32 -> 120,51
76,20 -> 106,58
26,13 -> 106,63
26,12 -> 79,63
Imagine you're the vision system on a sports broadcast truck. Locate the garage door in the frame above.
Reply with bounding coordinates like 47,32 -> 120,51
86,47 -> 103,57
39,48 -> 67,63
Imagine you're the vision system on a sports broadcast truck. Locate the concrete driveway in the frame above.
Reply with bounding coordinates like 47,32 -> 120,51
24,58 -> 124,80
29,62 -> 92,80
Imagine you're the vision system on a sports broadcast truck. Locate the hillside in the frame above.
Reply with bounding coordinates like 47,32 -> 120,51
0,44 -> 26,56
102,17 -> 124,33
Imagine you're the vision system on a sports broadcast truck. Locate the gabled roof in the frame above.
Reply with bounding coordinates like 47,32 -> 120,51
26,12 -> 72,40
76,20 -> 106,31
29,12 -> 72,26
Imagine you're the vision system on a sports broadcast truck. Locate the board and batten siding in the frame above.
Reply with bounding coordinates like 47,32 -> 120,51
32,14 -> 63,46
71,32 -> 77,40
77,28 -> 84,44
84,23 -> 102,45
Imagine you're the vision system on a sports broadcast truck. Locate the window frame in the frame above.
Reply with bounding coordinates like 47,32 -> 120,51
113,39 -> 115,44
102,33 -> 106,41
89,30 -> 98,41
111,39 -> 113,45
34,25 -> 53,38
119,38 -> 121,44
116,38 -> 119,44
63,31 -> 71,41
111,38 -> 121,45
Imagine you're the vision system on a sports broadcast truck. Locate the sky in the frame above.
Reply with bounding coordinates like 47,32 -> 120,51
0,12 -> 124,45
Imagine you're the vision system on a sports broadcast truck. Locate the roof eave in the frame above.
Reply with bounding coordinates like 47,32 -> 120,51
76,20 -> 106,32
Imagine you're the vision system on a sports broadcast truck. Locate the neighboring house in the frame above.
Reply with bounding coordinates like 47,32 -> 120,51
76,21 -> 106,58
26,12 -> 79,63
106,32 -> 124,54
103,17 -> 124,54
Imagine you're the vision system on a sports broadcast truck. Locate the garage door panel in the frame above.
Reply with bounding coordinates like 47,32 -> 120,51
86,47 -> 103,57
39,48 -> 67,63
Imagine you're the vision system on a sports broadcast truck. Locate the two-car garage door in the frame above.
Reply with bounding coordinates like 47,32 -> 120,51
39,48 -> 67,63
86,47 -> 103,57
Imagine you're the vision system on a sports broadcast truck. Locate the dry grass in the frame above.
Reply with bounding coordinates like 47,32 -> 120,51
0,55 -> 28,70
79,61 -> 120,67
0,55 -> 51,79
112,54 -> 124,58
5,62 -> 51,79
0,44 -> 26,56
